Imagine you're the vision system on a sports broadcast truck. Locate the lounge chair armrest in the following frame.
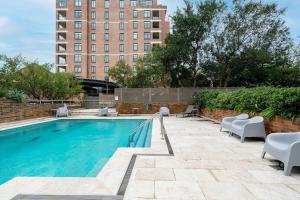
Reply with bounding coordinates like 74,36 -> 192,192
222,117 -> 236,123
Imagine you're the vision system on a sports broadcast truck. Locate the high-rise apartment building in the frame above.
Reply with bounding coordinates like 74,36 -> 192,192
56,0 -> 169,81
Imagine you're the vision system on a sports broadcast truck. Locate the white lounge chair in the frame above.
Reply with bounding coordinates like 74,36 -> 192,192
176,105 -> 196,117
230,116 -> 266,143
160,107 -> 170,116
56,104 -> 69,117
99,107 -> 109,116
220,113 -> 249,132
262,132 -> 300,176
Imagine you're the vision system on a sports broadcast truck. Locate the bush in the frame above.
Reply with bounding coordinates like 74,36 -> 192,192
7,90 -> 25,102
194,87 -> 300,119
0,89 -> 6,98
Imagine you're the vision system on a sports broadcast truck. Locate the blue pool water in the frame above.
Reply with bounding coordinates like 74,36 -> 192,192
0,119 -> 152,184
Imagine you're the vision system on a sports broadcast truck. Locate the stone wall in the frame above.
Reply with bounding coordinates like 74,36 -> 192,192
117,103 -> 190,114
0,99 -> 79,123
200,108 -> 300,134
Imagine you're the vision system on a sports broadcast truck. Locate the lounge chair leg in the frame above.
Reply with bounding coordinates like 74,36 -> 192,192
241,137 -> 245,143
283,164 -> 293,176
261,151 -> 266,159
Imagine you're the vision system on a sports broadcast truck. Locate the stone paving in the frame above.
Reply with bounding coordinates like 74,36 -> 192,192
124,117 -> 300,200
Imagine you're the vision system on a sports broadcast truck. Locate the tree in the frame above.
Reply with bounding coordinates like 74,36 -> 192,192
170,0 -> 225,87
0,54 -> 24,91
108,60 -> 134,87
207,0 -> 291,87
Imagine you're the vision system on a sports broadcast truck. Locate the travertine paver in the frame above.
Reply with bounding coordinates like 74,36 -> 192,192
124,117 -> 300,200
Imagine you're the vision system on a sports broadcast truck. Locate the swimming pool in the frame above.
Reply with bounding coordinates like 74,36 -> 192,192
0,119 -> 152,185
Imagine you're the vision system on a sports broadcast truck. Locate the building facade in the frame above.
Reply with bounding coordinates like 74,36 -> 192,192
56,0 -> 169,81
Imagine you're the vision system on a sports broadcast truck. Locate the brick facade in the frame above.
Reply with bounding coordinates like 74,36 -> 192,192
56,0 -> 169,80
0,99 -> 78,123
200,108 -> 300,134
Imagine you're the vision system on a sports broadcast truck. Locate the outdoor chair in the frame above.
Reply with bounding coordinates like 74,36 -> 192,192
262,132 -> 300,176
230,116 -> 266,143
176,105 -> 196,118
99,107 -> 109,116
56,104 -> 69,117
220,113 -> 249,132
160,107 -> 170,116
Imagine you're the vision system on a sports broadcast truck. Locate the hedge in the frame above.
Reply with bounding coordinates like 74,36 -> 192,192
194,87 -> 300,120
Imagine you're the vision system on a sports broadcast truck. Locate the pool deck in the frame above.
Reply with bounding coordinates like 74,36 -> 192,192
1,116 -> 300,199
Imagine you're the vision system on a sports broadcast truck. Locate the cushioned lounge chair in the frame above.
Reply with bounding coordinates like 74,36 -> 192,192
160,107 -> 170,116
176,105 -> 195,118
99,107 -> 109,116
230,116 -> 266,143
220,114 -> 249,132
56,104 -> 69,117
262,132 -> 300,176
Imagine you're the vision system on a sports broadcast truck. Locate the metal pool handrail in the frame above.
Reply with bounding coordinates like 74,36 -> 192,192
128,112 -> 160,146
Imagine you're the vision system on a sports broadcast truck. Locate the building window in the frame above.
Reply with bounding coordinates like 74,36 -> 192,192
105,76 -> 109,81
91,22 -> 96,30
91,11 -> 96,20
144,32 -> 151,40
74,32 -> 82,40
133,65 -> 137,73
133,43 -> 138,51
91,44 -> 96,52
119,22 -> 125,30
119,33 -> 124,41
130,0 -> 137,6
104,22 -> 110,30
119,55 -> 125,61
91,0 -> 96,8
75,0 -> 82,7
104,44 -> 110,52
104,0 -> 110,8
133,32 -> 138,40
91,66 -> 96,73
119,0 -> 124,8
91,76 -> 96,80
74,43 -> 82,51
91,55 -> 96,63
104,11 -> 109,20
74,65 -> 82,73
144,10 -> 151,18
133,54 -> 138,62
133,10 -> 138,18
91,33 -> 96,41
144,21 -> 151,29
144,43 -> 151,51
74,21 -> 82,29
119,44 -> 124,52
104,33 -> 109,41
74,10 -> 82,18
74,54 -> 82,62
119,11 -> 125,20
153,32 -> 160,39
132,21 -> 138,29
104,66 -> 109,73
104,55 -> 110,63
59,0 -> 67,7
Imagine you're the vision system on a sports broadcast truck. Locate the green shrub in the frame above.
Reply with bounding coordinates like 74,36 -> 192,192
7,90 -> 25,102
0,89 -> 5,98
194,87 -> 300,119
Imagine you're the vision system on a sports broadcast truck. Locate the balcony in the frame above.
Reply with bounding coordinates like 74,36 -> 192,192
57,22 -> 67,32
57,0 -> 67,8
57,33 -> 67,42
57,55 -> 67,65
57,44 -> 67,53
152,10 -> 160,20
57,11 -> 67,21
